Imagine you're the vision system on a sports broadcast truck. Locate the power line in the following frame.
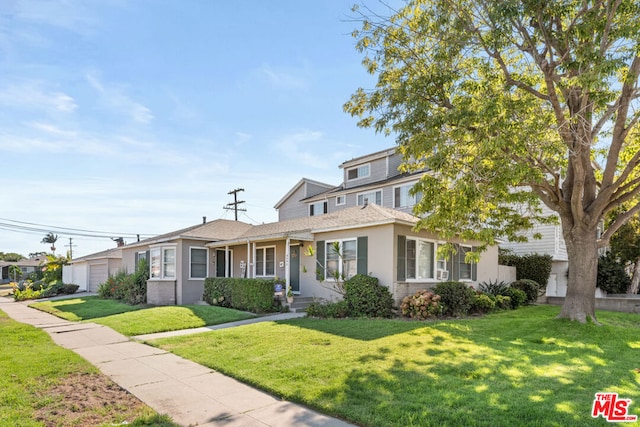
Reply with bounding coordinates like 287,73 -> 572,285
0,218 -> 155,239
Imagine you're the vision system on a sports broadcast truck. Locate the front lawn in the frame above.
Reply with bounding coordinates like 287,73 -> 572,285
151,305 -> 640,427
0,309 -> 177,426
30,296 -> 255,336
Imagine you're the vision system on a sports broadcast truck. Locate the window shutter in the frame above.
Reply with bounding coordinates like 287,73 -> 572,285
472,246 -> 478,281
357,236 -> 368,275
323,202 -> 328,214
135,252 -> 139,265
316,240 -> 325,281
397,235 -> 406,281
309,204 -> 314,216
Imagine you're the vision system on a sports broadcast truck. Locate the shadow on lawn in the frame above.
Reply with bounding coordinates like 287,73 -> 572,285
279,317 -> 430,341
31,296 -> 145,320
314,320 -> 640,427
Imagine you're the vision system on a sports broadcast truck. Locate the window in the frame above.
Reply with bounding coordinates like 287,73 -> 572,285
405,238 -> 435,280
458,246 -> 473,280
190,247 -> 208,279
357,190 -> 382,206
394,183 -> 421,208
347,164 -> 370,180
256,246 -> 275,276
150,245 -> 176,279
309,201 -> 328,216
336,195 -> 346,206
135,251 -> 148,271
325,239 -> 357,280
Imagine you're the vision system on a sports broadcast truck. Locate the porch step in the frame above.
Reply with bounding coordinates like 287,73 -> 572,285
289,296 -> 314,313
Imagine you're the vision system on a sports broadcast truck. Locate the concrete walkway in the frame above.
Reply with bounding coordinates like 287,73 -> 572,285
0,297 -> 352,427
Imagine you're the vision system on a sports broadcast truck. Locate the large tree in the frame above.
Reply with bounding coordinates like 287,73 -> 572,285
345,0 -> 640,322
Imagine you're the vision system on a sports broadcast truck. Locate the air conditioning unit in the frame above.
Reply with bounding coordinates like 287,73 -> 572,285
437,269 -> 449,281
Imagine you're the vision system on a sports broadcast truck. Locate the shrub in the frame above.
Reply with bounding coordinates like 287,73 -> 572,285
62,284 -> 79,294
503,287 -> 527,309
124,259 -> 148,305
203,277 -> 234,308
510,279 -> 542,304
306,300 -> 349,318
433,281 -> 476,317
494,295 -> 512,310
478,280 -> 510,296
500,252 -> 553,287
203,278 -> 277,313
13,287 -> 43,301
471,293 -> 496,314
343,274 -> 393,318
597,252 -> 631,294
41,281 -> 66,298
401,290 -> 443,320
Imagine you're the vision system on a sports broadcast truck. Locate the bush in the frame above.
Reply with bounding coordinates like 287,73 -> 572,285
343,274 -> 393,318
500,252 -> 553,287
62,284 -> 79,294
306,300 -> 349,318
98,270 -> 129,300
503,287 -> 527,309
471,293 -> 496,314
510,279 -> 542,304
433,281 -> 476,317
203,278 -> 277,313
401,290 -> 443,320
597,252 -> 631,294
13,287 -> 43,301
478,280 -> 510,296
41,281 -> 66,298
124,259 -> 148,305
495,295 -> 512,310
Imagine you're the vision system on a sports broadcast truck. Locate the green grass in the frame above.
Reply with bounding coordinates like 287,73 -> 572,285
30,296 -> 256,336
0,309 -> 177,426
151,305 -> 640,427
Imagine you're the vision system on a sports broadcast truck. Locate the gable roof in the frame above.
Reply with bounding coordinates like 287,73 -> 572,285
273,177 -> 336,209
339,147 -> 397,170
124,219 -> 253,249
207,204 -> 418,247
69,248 -> 122,264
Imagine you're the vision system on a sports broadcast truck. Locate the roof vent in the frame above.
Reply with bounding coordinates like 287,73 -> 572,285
203,216 -> 207,224
362,198 -> 369,208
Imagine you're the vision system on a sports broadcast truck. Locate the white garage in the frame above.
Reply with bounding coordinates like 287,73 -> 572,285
63,248 -> 122,292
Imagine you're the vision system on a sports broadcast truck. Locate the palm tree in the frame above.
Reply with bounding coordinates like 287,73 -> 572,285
41,232 -> 59,254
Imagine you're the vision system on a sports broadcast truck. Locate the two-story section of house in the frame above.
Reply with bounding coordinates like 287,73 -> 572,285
275,147 -> 426,220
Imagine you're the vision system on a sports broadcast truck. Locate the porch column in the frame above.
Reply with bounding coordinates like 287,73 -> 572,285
285,237 -> 291,295
225,245 -> 229,277
246,240 -> 251,278
252,242 -> 257,277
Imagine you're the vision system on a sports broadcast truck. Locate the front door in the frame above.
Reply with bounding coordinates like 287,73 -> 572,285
290,245 -> 300,293
216,250 -> 232,277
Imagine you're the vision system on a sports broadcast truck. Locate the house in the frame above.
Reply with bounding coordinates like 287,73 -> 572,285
275,147 -> 425,220
118,219 -> 253,305
0,257 -> 45,283
63,248 -> 123,292
206,203 -> 498,306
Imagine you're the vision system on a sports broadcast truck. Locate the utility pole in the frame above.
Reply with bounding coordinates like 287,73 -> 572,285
65,237 -> 77,259
224,188 -> 247,221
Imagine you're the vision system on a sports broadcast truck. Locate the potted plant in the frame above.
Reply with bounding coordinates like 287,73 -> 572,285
287,285 -> 294,304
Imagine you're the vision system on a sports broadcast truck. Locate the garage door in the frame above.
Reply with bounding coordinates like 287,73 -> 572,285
88,264 -> 108,292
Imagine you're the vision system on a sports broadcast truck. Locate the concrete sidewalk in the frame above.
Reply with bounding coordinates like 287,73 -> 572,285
0,297 -> 352,427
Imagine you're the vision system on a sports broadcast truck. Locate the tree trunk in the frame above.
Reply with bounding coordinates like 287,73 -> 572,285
628,259 -> 640,295
558,226 -> 599,323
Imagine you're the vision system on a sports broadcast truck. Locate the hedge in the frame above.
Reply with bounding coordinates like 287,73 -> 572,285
499,252 -> 553,286
203,277 -> 277,313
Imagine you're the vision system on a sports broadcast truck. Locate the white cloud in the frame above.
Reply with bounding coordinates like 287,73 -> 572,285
0,80 -> 77,112
259,64 -> 308,90
274,129 -> 329,168
86,72 -> 154,124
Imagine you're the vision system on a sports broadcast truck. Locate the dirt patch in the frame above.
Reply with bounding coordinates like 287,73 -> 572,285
35,371 -> 152,426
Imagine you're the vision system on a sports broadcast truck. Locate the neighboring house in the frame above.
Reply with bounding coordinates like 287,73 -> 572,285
206,203 -> 498,306
0,258 -> 44,283
118,219 -> 253,305
275,147 -> 425,220
63,249 -> 122,292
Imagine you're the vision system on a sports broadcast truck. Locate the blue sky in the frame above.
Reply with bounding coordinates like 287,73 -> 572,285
1,0 -> 395,258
